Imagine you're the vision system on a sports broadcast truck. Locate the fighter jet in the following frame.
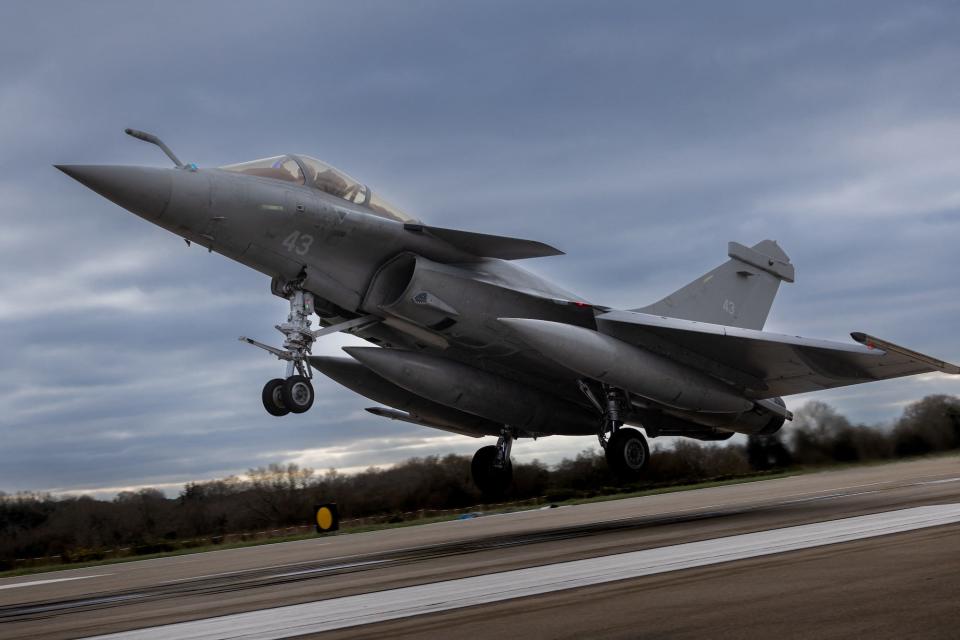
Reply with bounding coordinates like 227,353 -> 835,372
57,129 -> 960,495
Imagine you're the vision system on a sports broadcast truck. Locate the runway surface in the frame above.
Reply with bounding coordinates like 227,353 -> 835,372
2,455 -> 959,639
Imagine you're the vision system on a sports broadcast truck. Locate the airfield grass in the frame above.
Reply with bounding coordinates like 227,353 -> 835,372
3,452 -> 956,579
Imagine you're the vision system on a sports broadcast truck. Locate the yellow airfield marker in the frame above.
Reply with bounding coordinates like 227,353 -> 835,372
315,503 -> 339,533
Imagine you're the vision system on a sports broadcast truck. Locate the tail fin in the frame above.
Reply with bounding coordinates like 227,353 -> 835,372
634,240 -> 794,330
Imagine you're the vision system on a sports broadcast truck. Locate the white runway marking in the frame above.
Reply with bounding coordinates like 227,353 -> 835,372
0,574 -> 108,591
918,477 -> 960,485
85,504 -> 960,640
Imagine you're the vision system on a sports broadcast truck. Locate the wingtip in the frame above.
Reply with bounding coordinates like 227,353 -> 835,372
852,332 -> 960,373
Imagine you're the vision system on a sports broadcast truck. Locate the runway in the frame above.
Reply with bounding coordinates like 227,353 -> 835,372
2,455 -> 959,639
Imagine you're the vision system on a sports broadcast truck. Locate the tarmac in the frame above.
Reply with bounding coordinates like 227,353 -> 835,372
2,454 -> 959,639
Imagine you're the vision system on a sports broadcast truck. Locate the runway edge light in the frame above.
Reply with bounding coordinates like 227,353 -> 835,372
315,503 -> 340,534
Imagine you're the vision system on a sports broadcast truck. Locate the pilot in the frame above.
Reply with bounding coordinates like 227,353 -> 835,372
310,167 -> 350,198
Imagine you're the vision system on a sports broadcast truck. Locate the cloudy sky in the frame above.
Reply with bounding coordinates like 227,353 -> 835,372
1,1 -> 958,496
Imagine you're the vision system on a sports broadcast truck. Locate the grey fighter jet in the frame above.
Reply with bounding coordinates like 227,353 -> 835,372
57,129 -> 960,495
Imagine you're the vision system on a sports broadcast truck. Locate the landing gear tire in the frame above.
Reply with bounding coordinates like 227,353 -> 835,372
262,378 -> 289,417
471,445 -> 513,498
282,375 -> 315,414
606,427 -> 649,482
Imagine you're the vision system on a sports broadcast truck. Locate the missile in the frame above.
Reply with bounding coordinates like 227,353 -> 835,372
309,356 -> 501,437
498,318 -> 753,414
342,347 -> 596,436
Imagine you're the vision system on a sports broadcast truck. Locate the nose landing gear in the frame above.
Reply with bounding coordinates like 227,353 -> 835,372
241,284 -> 318,417
241,282 -> 380,417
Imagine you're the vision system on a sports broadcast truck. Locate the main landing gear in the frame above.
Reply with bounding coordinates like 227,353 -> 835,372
580,382 -> 650,481
471,428 -> 514,497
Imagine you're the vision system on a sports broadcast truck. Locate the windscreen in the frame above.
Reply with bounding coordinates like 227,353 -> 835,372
222,154 -> 416,222
220,156 -> 304,184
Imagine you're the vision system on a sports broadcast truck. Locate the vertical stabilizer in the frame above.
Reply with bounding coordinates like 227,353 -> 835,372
634,240 -> 794,330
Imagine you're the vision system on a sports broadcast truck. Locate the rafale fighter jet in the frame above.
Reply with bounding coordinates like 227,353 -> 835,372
58,129 -> 960,494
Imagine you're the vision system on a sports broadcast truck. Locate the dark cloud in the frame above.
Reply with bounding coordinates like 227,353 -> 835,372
1,1 -> 958,494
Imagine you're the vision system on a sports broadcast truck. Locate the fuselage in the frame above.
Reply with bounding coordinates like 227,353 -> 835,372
59,162 -> 604,434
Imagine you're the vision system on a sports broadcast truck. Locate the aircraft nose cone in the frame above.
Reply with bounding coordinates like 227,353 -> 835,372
55,164 -> 172,220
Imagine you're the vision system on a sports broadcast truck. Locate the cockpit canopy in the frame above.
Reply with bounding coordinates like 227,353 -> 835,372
220,154 -> 415,222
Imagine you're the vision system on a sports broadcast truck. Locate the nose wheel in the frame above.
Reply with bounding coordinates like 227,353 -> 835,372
282,375 -> 315,413
262,375 -> 315,416
262,378 -> 289,416
242,283 -> 318,417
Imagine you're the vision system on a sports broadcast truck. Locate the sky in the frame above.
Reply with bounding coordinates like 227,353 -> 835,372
1,1 -> 958,497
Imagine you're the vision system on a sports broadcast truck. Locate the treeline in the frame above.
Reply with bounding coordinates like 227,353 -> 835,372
1,394 -> 958,570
